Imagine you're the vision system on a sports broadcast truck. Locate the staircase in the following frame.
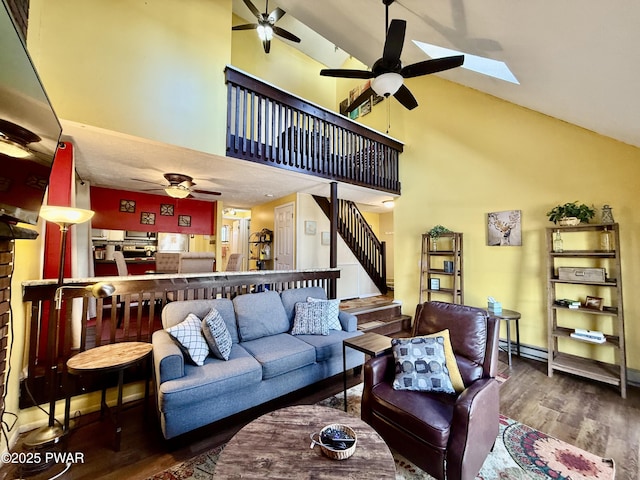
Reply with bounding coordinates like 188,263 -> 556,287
313,196 -> 387,294
340,296 -> 411,336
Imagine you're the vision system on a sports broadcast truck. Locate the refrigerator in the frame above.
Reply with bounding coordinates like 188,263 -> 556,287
157,233 -> 189,253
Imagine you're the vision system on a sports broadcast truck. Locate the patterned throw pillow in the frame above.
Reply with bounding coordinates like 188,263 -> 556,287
391,336 -> 455,394
307,297 -> 342,330
291,301 -> 329,335
166,313 -> 209,366
202,308 -> 233,361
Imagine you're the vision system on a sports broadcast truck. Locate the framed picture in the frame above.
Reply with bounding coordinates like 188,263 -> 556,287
584,296 -> 604,310
140,211 -> 155,225
178,215 -> 191,227
304,220 -> 317,235
160,204 -> 174,216
321,231 -> 330,245
487,210 -> 522,246
120,199 -> 136,213
429,278 -> 440,290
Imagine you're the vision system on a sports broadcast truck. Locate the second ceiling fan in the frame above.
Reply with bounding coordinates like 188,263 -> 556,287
320,0 -> 464,112
233,0 -> 301,54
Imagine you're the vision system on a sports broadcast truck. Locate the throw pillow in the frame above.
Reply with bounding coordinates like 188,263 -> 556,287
291,301 -> 329,335
307,297 -> 342,330
166,313 -> 209,366
202,308 -> 233,361
391,336 -> 455,394
420,329 -> 465,393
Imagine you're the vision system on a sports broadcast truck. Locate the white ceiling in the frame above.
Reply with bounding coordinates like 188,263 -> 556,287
67,0 -> 640,212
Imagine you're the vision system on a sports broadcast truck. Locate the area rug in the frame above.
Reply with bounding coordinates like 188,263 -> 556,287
146,384 -> 614,480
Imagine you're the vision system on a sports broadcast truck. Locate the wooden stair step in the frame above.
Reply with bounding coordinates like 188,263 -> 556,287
357,314 -> 411,336
342,302 -> 402,323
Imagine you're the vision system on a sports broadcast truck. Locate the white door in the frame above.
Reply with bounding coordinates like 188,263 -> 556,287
274,202 -> 294,270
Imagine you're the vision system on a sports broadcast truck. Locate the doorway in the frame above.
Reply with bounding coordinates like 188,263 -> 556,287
274,202 -> 294,269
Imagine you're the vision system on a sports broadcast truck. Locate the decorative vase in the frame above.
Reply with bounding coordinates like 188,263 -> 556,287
558,216 -> 580,226
431,237 -> 438,251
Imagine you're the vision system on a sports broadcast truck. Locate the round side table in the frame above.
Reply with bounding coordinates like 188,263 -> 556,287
66,341 -> 152,451
487,309 -> 521,367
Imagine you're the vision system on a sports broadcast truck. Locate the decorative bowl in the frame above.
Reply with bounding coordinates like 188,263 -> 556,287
558,216 -> 580,226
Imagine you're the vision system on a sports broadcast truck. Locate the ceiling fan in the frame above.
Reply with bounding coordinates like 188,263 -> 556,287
232,0 -> 301,54
132,173 -> 222,199
320,0 -> 464,112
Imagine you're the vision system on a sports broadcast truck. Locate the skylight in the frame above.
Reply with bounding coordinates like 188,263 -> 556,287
413,40 -> 519,85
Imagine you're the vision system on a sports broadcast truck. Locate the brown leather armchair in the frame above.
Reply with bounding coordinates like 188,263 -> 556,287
361,301 -> 500,480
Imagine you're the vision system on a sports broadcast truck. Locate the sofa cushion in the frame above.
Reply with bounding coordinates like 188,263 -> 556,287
391,336 -> 455,394
159,344 -> 262,410
162,299 -> 239,344
280,287 -> 328,326
166,313 -> 209,366
233,291 -> 290,341
307,297 -> 342,330
202,308 -> 233,361
291,301 -> 329,336
240,333 -> 316,379
297,329 -> 363,362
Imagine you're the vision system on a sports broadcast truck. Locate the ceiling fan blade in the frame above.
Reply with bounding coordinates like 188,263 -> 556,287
241,0 -> 262,19
393,84 -> 418,110
232,23 -> 259,31
401,55 -> 464,78
192,189 -> 222,196
382,19 -> 406,66
132,178 -> 164,186
320,69 -> 374,79
141,188 -> 164,192
346,86 -> 375,114
268,7 -> 285,23
273,26 -> 301,43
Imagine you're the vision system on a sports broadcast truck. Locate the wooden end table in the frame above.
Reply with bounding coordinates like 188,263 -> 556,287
214,405 -> 395,479
342,332 -> 392,411
65,341 -> 153,451
487,308 -> 521,367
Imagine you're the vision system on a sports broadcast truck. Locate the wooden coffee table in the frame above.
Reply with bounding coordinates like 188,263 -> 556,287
214,405 -> 396,479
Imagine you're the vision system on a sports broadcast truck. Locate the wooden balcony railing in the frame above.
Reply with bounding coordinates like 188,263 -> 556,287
21,269 -> 340,407
225,66 -> 403,195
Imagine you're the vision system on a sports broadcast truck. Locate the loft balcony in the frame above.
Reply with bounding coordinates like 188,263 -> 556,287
225,66 -> 403,195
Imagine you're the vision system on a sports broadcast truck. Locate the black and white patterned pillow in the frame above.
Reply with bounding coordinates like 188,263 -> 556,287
391,336 -> 455,394
166,313 -> 209,366
307,297 -> 342,330
291,301 -> 329,335
202,308 -> 233,361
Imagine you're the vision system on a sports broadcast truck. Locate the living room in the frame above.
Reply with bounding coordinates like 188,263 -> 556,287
2,0 -> 640,478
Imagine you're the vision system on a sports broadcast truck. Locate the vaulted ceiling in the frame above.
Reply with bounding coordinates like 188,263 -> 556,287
66,0 -> 639,211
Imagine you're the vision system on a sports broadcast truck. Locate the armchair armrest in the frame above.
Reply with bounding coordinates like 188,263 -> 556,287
363,353 -> 395,387
448,378 -> 500,480
338,311 -> 358,332
152,330 -> 185,384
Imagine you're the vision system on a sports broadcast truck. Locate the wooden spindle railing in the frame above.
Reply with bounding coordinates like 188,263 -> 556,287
225,66 -> 403,195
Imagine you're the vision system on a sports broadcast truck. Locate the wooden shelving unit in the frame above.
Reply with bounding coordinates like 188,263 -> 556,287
546,223 -> 626,398
419,232 -> 463,304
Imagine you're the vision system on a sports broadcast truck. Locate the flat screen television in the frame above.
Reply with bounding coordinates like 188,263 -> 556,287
0,1 -> 62,225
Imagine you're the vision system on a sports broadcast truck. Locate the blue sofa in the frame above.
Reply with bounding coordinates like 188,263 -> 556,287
151,287 -> 364,439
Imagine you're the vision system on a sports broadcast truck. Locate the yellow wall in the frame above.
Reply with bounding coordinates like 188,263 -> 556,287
28,0 -> 231,155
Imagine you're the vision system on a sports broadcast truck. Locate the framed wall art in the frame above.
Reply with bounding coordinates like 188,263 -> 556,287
140,212 -> 155,225
120,199 -> 136,213
487,210 -> 522,246
160,204 -> 174,216
178,215 -> 191,227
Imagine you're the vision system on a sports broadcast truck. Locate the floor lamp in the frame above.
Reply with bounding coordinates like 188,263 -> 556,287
24,205 -> 98,447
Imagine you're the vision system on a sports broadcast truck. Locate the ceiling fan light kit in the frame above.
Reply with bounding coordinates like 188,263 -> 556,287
164,185 -> 191,199
372,72 -> 403,97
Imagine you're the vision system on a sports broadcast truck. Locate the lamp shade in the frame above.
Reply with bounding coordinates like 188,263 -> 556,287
371,72 -> 404,97
39,205 -> 95,226
165,185 -> 190,199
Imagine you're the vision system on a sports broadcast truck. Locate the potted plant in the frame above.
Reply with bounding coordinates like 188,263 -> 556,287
546,202 -> 595,225
427,225 -> 451,250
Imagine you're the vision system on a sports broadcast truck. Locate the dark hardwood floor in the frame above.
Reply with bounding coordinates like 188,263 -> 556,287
3,353 -> 639,480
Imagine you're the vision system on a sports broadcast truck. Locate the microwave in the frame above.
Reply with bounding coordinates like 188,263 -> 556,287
125,230 -> 156,240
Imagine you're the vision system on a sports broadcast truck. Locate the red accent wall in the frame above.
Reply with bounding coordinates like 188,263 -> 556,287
90,186 -> 216,235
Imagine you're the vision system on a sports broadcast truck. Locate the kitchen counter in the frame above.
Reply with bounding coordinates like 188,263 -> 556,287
95,257 -> 156,264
